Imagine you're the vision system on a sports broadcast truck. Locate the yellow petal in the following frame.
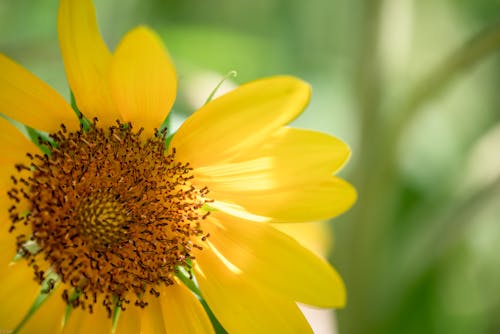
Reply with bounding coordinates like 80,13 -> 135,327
110,27 -> 177,136
0,194 -> 30,267
114,294 -> 167,334
171,76 -> 311,167
0,117 -> 39,165
194,127 -> 351,193
0,195 -> 30,266
58,0 -> 117,125
140,296 -> 167,334
63,305 -> 112,334
159,282 -> 214,334
113,305 -> 141,334
0,118 -> 38,266
272,221 -> 332,257
203,212 -> 345,308
0,236 -> 15,269
20,287 -> 66,334
195,249 -> 313,334
211,176 -> 357,223
0,262 -> 40,330
0,54 -> 77,132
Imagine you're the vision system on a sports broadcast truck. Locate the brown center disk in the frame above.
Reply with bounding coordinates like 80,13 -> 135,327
8,121 -> 210,315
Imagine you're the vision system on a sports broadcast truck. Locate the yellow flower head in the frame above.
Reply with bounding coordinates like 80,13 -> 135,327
0,0 -> 356,333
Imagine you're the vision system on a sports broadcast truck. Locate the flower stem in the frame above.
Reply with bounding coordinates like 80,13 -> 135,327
389,21 -> 500,148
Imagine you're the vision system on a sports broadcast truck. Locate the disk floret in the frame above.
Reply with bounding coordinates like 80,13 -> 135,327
8,120 -> 210,315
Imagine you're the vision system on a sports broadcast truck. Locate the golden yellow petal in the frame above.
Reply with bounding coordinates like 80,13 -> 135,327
210,176 -> 357,223
0,54 -> 77,132
0,194 -> 30,267
193,127 -> 351,192
203,212 -> 346,308
171,76 -> 311,167
272,221 -> 332,257
159,281 -> 214,334
20,287 -> 66,334
0,118 -> 38,266
113,306 -> 141,334
0,220 -> 16,268
139,296 -> 167,334
0,195 -> 30,267
0,117 -> 39,164
195,249 -> 313,334
58,0 -> 118,125
0,262 -> 40,330
237,126 -> 350,169
63,306 -> 112,334
114,295 -> 168,334
110,26 -> 177,136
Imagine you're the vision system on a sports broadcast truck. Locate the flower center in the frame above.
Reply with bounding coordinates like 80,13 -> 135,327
8,120 -> 210,315
76,194 -> 131,249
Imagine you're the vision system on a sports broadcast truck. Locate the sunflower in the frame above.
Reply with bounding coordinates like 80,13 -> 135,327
0,0 -> 356,333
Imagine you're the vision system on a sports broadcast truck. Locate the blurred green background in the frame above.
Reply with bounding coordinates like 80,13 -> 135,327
2,0 -> 500,333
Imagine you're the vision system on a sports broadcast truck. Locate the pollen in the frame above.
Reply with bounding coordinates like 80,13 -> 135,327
8,120 -> 210,316
76,193 -> 131,249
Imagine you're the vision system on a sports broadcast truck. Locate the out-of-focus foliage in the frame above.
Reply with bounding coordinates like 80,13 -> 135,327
2,0 -> 500,333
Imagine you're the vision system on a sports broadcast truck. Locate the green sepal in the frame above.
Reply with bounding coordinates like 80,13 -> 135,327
70,91 -> 80,115
62,289 -> 82,328
163,132 -> 175,150
70,91 -> 92,131
111,301 -> 121,334
12,271 -> 60,334
204,70 -> 238,105
175,265 -> 228,334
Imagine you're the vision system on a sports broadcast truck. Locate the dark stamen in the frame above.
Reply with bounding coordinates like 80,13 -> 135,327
8,120 -> 210,315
